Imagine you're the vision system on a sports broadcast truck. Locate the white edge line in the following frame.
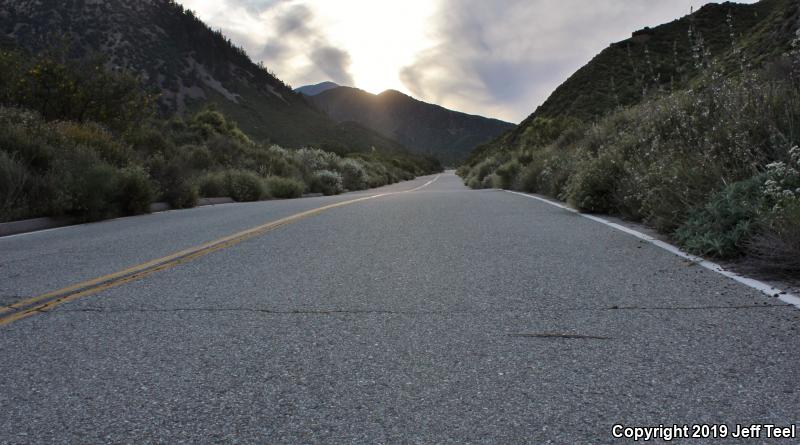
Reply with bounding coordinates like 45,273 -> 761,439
505,190 -> 800,309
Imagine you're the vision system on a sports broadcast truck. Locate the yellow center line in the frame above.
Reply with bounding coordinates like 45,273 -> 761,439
0,175 -> 441,327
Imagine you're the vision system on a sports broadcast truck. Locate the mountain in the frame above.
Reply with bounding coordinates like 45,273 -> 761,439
0,0 -> 415,156
466,0 -> 799,164
309,87 -> 515,165
296,81 -> 340,96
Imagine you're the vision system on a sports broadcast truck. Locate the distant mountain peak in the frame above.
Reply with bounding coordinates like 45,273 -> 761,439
296,81 -> 341,96
0,1 -> 420,154
308,85 -> 514,164
378,89 -> 405,96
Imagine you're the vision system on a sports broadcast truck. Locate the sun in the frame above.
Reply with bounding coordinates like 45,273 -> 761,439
312,0 -> 437,94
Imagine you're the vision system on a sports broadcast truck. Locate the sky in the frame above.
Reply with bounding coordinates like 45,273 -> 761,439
180,0 -> 756,123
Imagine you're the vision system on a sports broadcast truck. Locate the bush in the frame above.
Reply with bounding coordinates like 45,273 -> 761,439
516,162 -> 543,193
494,160 -> 521,190
294,148 -> 338,182
198,172 -> 227,197
483,174 -> 499,189
59,157 -> 121,221
674,177 -> 765,258
52,121 -> 132,167
187,145 -> 214,170
566,151 -> 623,213
367,172 -> 389,188
223,170 -> 265,202
118,166 -> 154,215
473,157 -> 499,183
165,180 -> 198,209
311,170 -> 344,195
744,203 -> 800,277
537,149 -> 576,199
338,158 -> 368,191
0,151 -> 30,221
363,161 -> 394,188
265,176 -> 304,199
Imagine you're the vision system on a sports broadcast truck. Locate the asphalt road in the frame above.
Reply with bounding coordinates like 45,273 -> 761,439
1,172 -> 798,444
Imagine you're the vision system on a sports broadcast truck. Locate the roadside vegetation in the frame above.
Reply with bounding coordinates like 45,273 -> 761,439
0,48 -> 440,223
459,20 -> 800,278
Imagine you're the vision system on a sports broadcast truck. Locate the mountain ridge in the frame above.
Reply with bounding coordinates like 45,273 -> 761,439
0,0 -> 417,157
309,86 -> 514,164
466,0 -> 799,164
296,81 -> 341,96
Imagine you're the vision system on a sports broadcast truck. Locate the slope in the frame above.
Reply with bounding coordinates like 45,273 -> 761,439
309,87 -> 515,165
0,0 -> 414,155
467,0 -> 799,164
296,81 -> 341,96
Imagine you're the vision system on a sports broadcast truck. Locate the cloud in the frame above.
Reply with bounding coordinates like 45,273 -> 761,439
182,0 -> 355,87
183,0 -> 756,121
309,46 -> 354,86
400,0 -> 748,122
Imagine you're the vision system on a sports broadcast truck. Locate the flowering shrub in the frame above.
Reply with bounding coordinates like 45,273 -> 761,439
763,146 -> 800,210
458,46 -> 800,269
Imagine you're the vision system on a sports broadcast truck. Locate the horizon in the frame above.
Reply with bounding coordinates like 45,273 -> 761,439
181,0 -> 757,123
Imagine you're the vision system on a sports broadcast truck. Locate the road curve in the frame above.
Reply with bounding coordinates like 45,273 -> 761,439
1,172 -> 798,443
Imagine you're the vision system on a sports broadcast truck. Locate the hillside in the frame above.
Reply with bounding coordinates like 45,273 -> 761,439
309,87 -> 515,165
457,0 -> 800,277
468,0 -> 799,164
0,0 -> 414,155
297,81 -> 341,96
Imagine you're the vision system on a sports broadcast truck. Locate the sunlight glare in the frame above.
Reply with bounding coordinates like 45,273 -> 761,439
312,0 -> 437,94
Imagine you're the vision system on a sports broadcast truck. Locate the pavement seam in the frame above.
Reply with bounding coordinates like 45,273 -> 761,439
505,190 -> 800,310
53,304 -> 789,314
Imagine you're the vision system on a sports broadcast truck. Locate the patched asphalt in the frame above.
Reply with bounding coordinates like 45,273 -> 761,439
1,172 -> 798,444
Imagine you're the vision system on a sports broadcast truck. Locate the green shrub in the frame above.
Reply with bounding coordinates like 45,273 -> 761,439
466,176 -> 482,189
224,170 -> 265,202
494,160 -> 521,190
311,169 -> 344,195
265,176 -> 304,199
59,157 -> 121,221
294,148 -> 338,182
198,172 -> 227,197
516,162 -> 542,193
538,149 -> 576,199
118,166 -> 154,215
566,151 -> 623,213
52,121 -> 132,168
367,172 -> 389,188
674,177 -> 765,258
187,145 -> 214,170
165,180 -> 198,209
483,174 -> 499,189
0,151 -> 30,221
744,202 -> 800,276
338,158 -> 367,191
473,157 -> 499,183
0,108 -> 57,172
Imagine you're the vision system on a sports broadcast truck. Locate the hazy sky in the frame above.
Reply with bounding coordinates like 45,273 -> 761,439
181,0 -> 755,123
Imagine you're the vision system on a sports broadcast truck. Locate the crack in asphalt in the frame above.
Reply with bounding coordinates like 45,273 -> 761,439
508,333 -> 612,340
596,304 -> 788,311
53,304 -> 789,315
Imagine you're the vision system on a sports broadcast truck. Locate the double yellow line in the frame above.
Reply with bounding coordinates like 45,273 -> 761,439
0,174 -> 442,327
0,192 -> 393,327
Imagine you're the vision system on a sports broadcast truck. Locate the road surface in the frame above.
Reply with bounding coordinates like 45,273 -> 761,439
1,172 -> 798,443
